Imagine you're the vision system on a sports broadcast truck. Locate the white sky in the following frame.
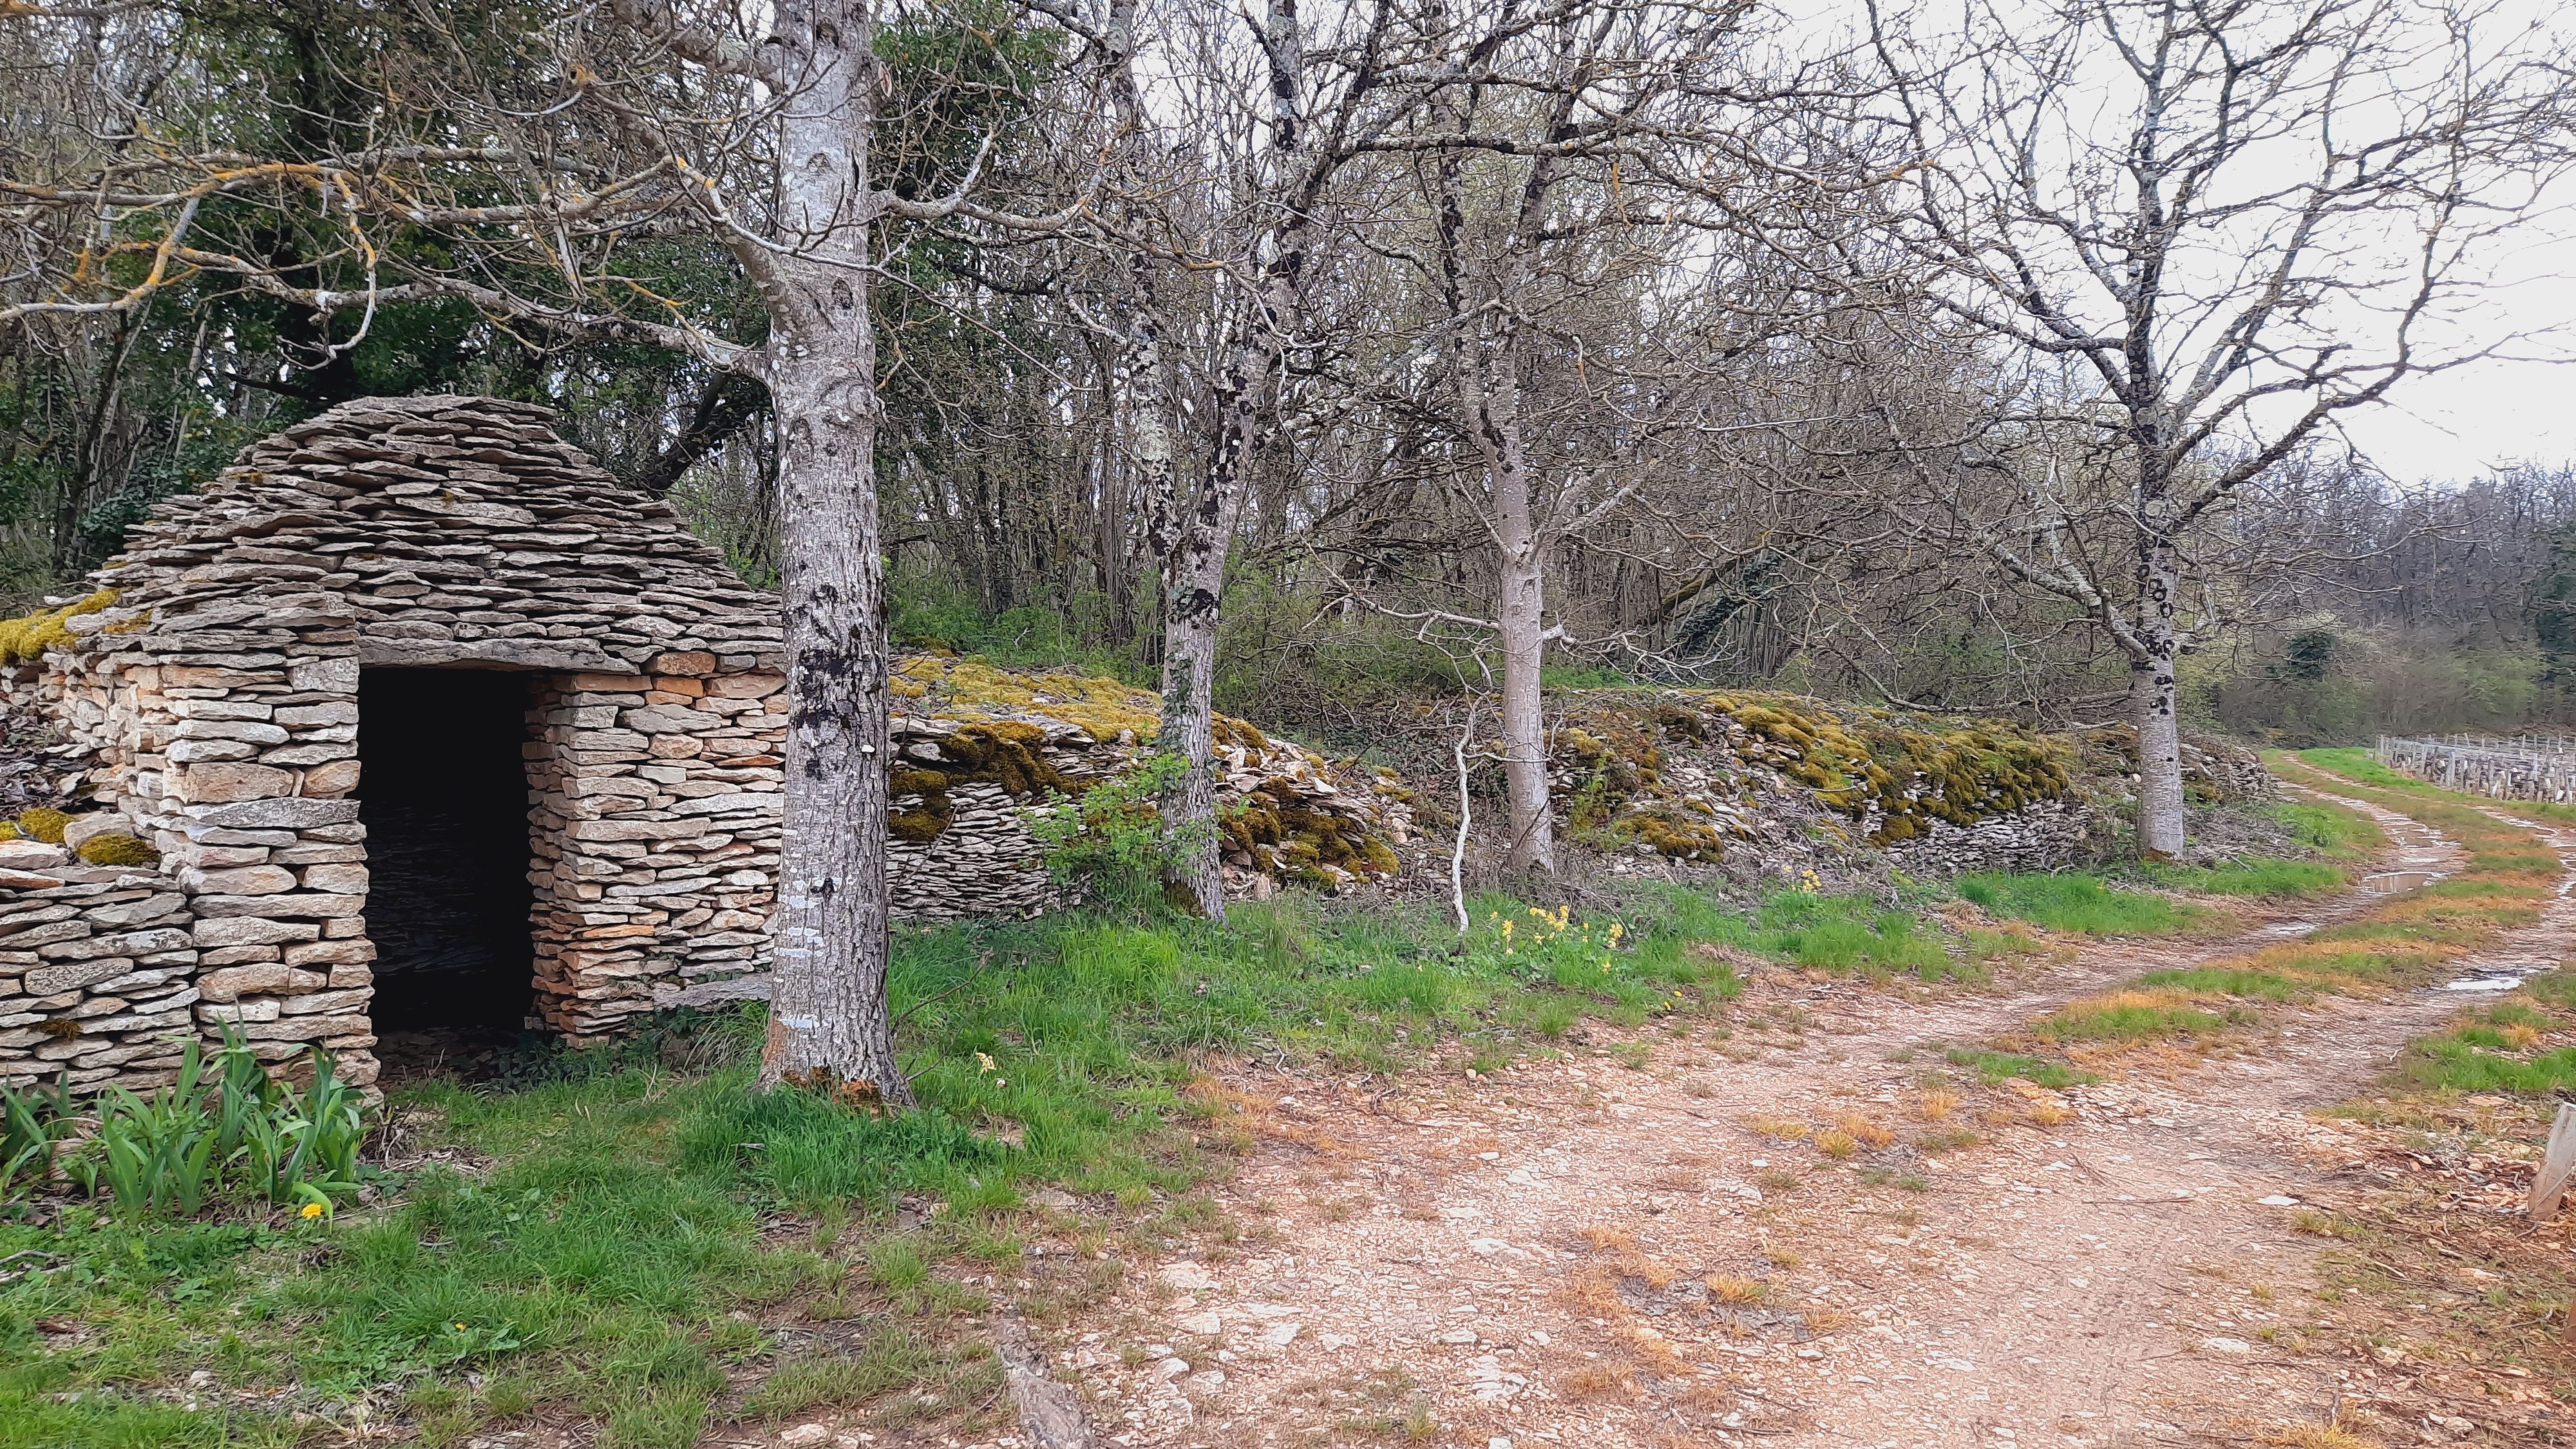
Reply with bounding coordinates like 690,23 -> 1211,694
2332,236 -> 2576,484
1769,0 -> 2576,488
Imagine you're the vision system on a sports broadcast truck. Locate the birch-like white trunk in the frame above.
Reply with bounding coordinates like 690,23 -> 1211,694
1149,0 -> 1319,919
754,0 -> 907,1104
2130,532 -> 2188,860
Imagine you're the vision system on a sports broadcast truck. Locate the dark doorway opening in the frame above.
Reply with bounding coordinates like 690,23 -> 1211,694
357,668 -> 536,1039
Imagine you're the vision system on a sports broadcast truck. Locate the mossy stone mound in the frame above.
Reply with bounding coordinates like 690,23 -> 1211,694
1551,688 -> 2074,858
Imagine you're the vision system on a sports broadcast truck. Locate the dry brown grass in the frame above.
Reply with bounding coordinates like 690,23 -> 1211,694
1815,1129 -> 1859,1159
1748,1115 -> 1811,1141
1617,1321 -> 1691,1378
1911,1089 -> 1960,1122
1561,1363 -> 1638,1401
1705,1273 -> 1769,1303
1555,1263 -> 1627,1318
1582,1225 -> 1636,1252
1833,1112 -> 1896,1148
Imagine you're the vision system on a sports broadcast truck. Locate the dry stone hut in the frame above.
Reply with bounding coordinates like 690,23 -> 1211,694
0,395 -> 1417,1096
0,395 -> 792,1090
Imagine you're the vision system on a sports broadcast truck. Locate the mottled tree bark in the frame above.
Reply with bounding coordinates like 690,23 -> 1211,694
1156,348 -> 1260,916
2131,531 -> 2187,860
1141,0 -> 1320,920
753,0 -> 908,1105
1463,330 -> 1553,878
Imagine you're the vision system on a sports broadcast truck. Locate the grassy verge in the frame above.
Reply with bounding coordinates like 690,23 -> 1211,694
2269,758 -> 2576,1423
1943,800 -> 2379,936
6,887 -> 1769,1448
1972,753 -> 2537,1061
1953,870 -> 2213,934
0,790 -> 2364,1446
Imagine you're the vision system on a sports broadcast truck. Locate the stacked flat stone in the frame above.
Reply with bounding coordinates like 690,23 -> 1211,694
0,393 -> 1421,1094
0,395 -> 790,1083
529,666 -> 786,1037
1544,701 -> 2092,877
0,873 -> 203,1088
868,712 -> 1416,927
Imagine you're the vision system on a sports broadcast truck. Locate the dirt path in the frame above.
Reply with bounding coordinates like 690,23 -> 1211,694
1038,791 -> 2576,1449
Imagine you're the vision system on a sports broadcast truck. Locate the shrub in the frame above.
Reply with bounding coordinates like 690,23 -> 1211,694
1028,752 -> 1194,916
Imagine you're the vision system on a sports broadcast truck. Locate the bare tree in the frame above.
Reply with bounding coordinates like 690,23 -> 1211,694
0,0 -> 1080,1101
1869,0 -> 2573,855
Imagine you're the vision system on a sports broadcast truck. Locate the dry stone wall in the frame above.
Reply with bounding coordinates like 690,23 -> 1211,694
876,658 -> 1417,923
1545,689 -> 2086,878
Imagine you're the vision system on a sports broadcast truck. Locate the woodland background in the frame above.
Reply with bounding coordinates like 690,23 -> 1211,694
5,0 -> 2571,775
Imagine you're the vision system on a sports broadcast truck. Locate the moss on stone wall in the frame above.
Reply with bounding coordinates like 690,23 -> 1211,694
14,807 -> 71,844
1221,782 -> 1402,885
1551,688 -> 2072,857
0,590 -> 115,665
892,654 -> 1162,744
882,653 -> 1408,885
75,833 -> 159,867
889,720 -> 1080,843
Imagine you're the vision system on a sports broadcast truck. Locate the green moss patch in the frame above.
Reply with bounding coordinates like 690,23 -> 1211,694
889,721 -> 1076,843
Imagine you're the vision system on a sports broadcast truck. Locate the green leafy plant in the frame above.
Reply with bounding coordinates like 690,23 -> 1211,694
1028,752 -> 1195,916
1,1071 -> 76,1192
41,1033 -> 367,1217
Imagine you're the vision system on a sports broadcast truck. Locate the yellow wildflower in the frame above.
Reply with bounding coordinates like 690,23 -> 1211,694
299,1202 -> 325,1220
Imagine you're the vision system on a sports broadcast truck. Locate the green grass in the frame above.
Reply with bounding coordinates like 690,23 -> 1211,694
2400,1036 -> 2576,1095
0,884 -> 1771,1447
2264,799 -> 2389,862
1628,884 -> 1975,981
1744,892 -> 1958,977
1953,871 -> 2208,935
2034,994 -> 2246,1042
2394,992 -> 2576,1096
2144,857 -> 2347,897
1941,1048 -> 2098,1090
1996,751 -> 2564,1059
0,783 -> 2387,1448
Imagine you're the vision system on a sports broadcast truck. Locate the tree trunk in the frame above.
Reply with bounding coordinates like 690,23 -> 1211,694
1155,370 -> 1247,917
754,0 -> 909,1106
2132,533 -> 2188,860
1122,287 -> 1226,917
1497,529 -> 1555,877
1479,363 -> 1553,878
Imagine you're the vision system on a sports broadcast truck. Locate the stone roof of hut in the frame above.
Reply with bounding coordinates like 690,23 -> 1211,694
67,394 -> 781,674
